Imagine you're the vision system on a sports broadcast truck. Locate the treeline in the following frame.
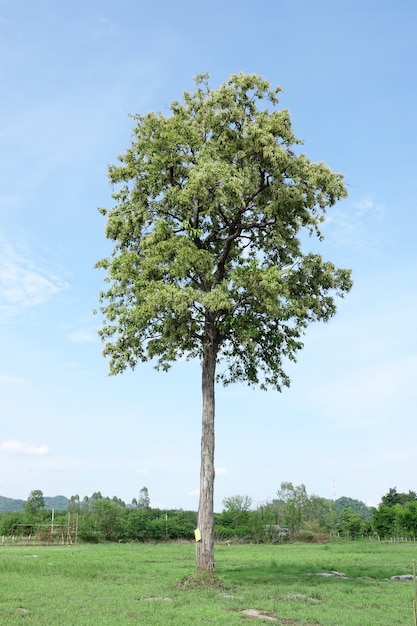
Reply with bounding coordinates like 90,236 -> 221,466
0,494 -> 198,543
371,487 -> 417,539
2,485 -> 417,543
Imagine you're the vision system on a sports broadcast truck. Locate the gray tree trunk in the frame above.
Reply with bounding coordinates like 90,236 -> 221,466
196,327 -> 217,572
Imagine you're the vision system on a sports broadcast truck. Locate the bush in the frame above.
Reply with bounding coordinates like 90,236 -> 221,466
299,522 -> 329,543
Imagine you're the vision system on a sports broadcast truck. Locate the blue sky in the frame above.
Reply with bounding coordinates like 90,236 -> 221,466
1,0 -> 416,511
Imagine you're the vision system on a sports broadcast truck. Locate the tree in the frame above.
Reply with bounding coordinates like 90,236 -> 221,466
397,501 -> 417,538
381,487 -> 417,507
222,494 -> 253,513
138,486 -> 150,510
335,496 -> 371,520
371,503 -> 402,538
339,508 -> 362,539
68,494 -> 81,513
96,73 -> 352,571
219,495 -> 253,539
81,495 -> 90,512
90,498 -> 125,541
273,482 -> 309,539
24,489 -> 45,517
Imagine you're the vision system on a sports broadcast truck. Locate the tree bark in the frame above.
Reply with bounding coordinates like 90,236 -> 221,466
196,324 -> 217,572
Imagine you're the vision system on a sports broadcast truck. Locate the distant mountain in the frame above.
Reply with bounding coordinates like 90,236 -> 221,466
0,496 -> 25,512
0,495 -> 68,513
44,496 -> 68,511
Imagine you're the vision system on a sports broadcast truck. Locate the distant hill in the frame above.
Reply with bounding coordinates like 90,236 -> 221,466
0,495 -> 68,513
335,496 -> 372,520
0,496 -> 25,512
44,496 -> 68,511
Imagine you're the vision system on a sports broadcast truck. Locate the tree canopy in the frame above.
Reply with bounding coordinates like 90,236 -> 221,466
24,489 -> 45,516
381,487 -> 417,507
96,72 -> 353,570
97,72 -> 351,388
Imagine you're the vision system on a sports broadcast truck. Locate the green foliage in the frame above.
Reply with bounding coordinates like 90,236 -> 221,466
335,497 -> 372,521
372,500 -> 417,539
371,488 -> 417,538
126,508 -> 150,540
96,71 -> 352,388
5,484 -> 417,544
222,494 -> 252,512
96,72 -> 353,571
138,486 -> 151,509
339,508 -> 363,539
215,485 -> 337,543
215,502 -> 254,541
0,511 -> 23,536
90,498 -> 126,541
397,501 -> 417,537
67,494 -> 81,513
381,487 -> 417,507
24,490 -> 45,518
269,482 -> 329,540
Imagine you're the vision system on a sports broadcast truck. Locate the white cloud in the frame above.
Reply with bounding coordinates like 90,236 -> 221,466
352,195 -> 384,219
0,237 -> 66,316
321,193 -> 385,254
0,440 -> 49,455
68,329 -> 96,343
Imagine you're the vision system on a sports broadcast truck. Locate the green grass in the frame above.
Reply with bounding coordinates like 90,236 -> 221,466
0,541 -> 416,624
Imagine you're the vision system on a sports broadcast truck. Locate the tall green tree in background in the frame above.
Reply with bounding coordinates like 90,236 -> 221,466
96,73 -> 352,571
24,490 -> 45,518
138,486 -> 150,510
381,487 -> 417,507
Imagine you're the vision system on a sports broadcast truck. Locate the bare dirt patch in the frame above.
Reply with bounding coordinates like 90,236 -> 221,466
228,608 -> 278,621
228,608 -> 321,624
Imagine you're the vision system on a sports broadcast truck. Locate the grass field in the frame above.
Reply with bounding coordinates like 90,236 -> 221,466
0,540 -> 416,624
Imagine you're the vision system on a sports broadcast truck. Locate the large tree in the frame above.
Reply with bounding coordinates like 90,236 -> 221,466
24,489 -> 45,517
96,73 -> 352,571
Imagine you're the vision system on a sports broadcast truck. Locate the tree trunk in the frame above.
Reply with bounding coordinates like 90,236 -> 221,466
196,329 -> 217,572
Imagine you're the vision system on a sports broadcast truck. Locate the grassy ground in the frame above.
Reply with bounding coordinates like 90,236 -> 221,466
0,540 -> 416,624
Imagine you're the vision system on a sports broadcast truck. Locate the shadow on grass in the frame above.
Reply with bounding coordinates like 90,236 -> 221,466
219,560 -> 314,586
218,559 -> 396,588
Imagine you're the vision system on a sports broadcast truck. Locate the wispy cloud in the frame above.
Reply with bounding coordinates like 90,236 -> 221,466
323,194 -> 385,253
352,195 -> 384,219
0,440 -> 49,455
67,329 -> 96,343
0,237 -> 66,317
